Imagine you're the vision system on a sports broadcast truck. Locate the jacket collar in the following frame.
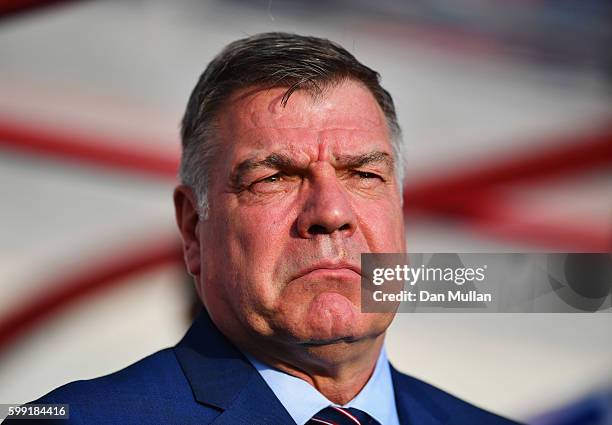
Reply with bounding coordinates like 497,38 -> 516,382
173,309 -> 295,424
391,364 -> 450,425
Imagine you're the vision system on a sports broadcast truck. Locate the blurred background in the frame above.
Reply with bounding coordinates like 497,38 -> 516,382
0,1 -> 611,423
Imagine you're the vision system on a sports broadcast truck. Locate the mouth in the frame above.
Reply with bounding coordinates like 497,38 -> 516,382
293,261 -> 362,281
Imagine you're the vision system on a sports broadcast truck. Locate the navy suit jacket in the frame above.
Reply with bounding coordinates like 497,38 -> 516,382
4,311 -> 521,424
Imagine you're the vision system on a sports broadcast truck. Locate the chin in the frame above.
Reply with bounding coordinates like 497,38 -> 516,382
270,314 -> 359,345
292,314 -> 385,347
271,293 -> 392,344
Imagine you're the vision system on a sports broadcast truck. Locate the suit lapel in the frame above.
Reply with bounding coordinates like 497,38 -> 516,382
209,372 -> 298,425
174,310 -> 295,424
391,364 -> 449,425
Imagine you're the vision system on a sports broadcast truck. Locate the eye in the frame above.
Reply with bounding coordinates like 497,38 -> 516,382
354,171 -> 382,180
348,170 -> 386,190
260,173 -> 283,183
248,172 -> 291,193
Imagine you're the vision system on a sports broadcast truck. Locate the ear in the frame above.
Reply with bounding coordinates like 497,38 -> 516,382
173,185 -> 201,276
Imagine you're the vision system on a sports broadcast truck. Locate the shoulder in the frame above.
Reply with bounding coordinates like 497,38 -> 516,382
391,366 -> 523,424
4,348 -> 219,425
35,348 -> 182,402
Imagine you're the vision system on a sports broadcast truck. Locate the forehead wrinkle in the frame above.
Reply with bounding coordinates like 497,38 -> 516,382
236,126 -> 382,131
319,110 -> 382,130
237,88 -> 384,131
246,110 -> 382,131
221,81 -> 395,179
248,109 -> 313,129
241,89 -> 313,129
316,128 -> 393,159
224,80 -> 389,136
316,128 -> 387,140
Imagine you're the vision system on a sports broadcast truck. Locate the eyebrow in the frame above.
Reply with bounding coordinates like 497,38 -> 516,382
231,153 -> 297,186
335,151 -> 394,170
231,150 -> 394,187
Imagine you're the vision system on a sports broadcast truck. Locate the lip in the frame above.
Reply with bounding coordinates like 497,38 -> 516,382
294,261 -> 362,281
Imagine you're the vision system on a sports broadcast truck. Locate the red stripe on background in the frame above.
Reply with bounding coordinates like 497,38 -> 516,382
0,238 -> 183,353
0,0 -> 76,19
0,118 -> 179,179
468,215 -> 611,252
401,125 -> 612,251
406,191 -> 611,251
404,125 -> 612,210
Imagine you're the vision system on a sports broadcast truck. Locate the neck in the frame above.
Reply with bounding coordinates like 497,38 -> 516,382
243,333 -> 386,405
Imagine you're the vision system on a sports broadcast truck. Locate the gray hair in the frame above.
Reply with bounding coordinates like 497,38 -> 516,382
180,32 -> 404,219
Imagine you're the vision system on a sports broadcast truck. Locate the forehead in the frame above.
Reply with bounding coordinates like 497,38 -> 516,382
216,80 -> 390,155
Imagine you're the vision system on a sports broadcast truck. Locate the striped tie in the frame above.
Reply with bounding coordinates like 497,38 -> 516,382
307,406 -> 381,425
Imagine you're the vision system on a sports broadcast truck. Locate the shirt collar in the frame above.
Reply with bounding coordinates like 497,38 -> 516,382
245,347 -> 400,425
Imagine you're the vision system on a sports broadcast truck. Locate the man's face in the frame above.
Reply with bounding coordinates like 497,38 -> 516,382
187,79 -> 405,347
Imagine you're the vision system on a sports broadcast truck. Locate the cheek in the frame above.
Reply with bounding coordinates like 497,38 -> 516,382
223,202 -> 296,302
232,207 -> 289,262
356,199 -> 405,252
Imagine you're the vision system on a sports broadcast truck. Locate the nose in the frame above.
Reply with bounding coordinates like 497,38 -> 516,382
296,165 -> 357,238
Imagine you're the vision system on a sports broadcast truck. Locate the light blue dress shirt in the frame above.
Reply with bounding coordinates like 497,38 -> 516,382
245,347 -> 401,425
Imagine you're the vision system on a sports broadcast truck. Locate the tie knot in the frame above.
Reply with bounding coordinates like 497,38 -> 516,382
308,406 -> 381,425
